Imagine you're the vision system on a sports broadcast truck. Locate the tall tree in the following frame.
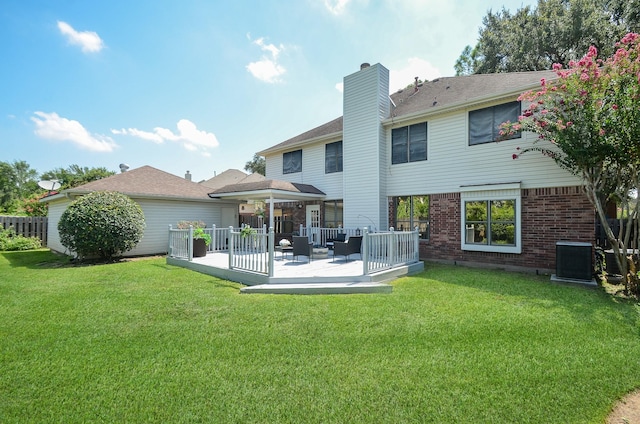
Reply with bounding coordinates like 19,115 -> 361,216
456,0 -> 638,75
244,153 -> 266,176
40,164 -> 115,190
0,161 -> 18,213
12,160 -> 39,199
500,33 -> 640,294
0,160 -> 39,212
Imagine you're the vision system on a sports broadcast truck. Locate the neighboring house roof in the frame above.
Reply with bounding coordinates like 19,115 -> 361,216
199,169 -> 265,190
241,172 -> 268,184
47,165 -> 216,201
259,69 -> 557,155
208,179 -> 325,201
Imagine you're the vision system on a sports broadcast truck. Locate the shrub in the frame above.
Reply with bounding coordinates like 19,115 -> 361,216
0,226 -> 42,251
58,191 -> 145,260
21,193 -> 49,217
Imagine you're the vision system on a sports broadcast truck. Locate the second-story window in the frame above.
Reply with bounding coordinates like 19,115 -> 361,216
392,122 -> 427,164
469,101 -> 521,145
325,141 -> 343,174
283,149 -> 302,174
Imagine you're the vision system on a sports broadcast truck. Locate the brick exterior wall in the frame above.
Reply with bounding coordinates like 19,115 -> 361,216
392,186 -> 595,273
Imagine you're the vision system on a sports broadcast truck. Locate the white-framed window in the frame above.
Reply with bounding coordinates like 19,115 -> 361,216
460,183 -> 521,254
283,149 -> 302,174
469,101 -> 521,145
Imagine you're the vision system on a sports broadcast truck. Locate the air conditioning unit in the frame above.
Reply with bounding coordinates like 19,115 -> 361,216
555,241 -> 593,281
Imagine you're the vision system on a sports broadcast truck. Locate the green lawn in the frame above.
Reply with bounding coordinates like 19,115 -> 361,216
1,250 -> 639,423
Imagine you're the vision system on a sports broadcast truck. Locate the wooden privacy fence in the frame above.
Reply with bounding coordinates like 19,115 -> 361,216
596,218 -> 638,249
0,216 -> 48,245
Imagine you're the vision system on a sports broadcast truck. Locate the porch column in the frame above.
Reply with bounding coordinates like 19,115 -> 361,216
269,194 -> 275,230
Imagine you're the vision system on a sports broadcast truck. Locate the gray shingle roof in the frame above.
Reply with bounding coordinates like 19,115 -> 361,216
199,169 -> 265,190
65,165 -> 215,200
209,179 -> 325,196
389,70 -> 557,118
259,116 -> 343,154
260,70 -> 557,154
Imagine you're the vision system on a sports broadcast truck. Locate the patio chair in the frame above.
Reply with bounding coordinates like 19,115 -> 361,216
333,236 -> 362,262
326,233 -> 346,250
292,236 -> 313,262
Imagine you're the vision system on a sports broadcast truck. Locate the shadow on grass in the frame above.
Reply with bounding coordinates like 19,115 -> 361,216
1,249 -> 73,269
1,249 -> 161,270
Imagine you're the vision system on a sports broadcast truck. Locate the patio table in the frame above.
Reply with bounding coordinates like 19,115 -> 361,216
275,246 -> 293,260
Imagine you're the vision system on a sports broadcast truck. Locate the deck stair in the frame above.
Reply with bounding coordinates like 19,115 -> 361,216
240,281 -> 392,295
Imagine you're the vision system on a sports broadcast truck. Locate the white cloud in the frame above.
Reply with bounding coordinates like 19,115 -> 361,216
254,37 -> 282,59
335,82 -> 344,93
57,21 -> 104,53
112,119 -> 219,153
246,36 -> 286,83
111,128 -> 163,143
389,57 -> 442,93
324,0 -> 351,15
32,111 -> 117,152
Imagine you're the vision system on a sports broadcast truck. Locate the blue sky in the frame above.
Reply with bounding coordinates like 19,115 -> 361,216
1,0 -> 536,182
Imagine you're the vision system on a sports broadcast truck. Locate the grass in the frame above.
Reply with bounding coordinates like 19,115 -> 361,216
1,249 -> 640,423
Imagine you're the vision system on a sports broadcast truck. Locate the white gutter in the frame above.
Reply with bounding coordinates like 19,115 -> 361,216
258,131 -> 343,156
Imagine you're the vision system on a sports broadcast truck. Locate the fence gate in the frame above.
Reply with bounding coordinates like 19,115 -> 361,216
0,216 -> 48,245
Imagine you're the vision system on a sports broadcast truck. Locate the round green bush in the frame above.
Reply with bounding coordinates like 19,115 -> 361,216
58,191 -> 145,260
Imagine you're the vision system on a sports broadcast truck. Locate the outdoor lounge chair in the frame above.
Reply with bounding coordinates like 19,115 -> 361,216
292,236 -> 313,262
333,236 -> 362,262
326,233 -> 346,250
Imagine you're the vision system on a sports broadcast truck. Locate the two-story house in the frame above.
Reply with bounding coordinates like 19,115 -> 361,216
256,63 -> 594,273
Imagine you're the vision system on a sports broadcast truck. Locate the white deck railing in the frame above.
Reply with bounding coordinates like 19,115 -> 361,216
299,225 -> 362,246
228,226 -> 274,276
168,225 -> 418,277
362,227 -> 420,274
168,226 -> 192,259
203,224 -> 267,253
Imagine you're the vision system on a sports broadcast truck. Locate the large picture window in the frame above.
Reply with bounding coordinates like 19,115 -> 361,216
461,183 -> 521,254
469,101 -> 521,145
283,149 -> 302,174
392,122 -> 427,164
465,200 -> 515,245
394,195 -> 429,239
325,141 -> 343,174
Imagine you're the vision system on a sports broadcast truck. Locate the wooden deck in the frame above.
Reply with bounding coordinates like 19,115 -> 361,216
167,251 -> 424,294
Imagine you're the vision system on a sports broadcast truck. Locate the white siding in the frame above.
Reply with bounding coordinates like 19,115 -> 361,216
265,140 -> 344,200
46,197 -> 237,257
343,63 -> 390,231
128,199 -> 225,256
46,198 -> 70,254
385,106 -> 581,196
